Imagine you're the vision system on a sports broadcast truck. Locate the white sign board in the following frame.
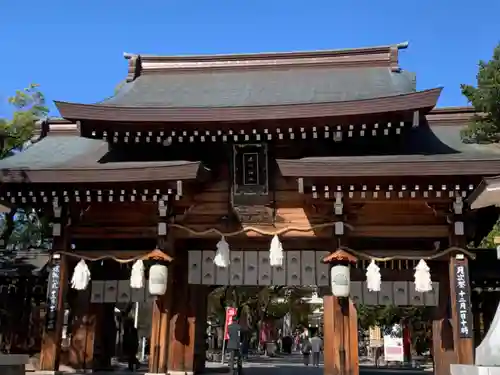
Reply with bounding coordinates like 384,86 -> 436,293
383,324 -> 404,362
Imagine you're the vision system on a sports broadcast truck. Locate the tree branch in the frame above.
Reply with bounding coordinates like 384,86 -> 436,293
1,208 -> 17,249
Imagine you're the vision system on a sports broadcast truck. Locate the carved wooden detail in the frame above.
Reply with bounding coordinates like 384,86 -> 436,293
323,249 -> 358,264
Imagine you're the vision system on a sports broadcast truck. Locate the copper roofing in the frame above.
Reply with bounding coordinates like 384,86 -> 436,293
277,107 -> 500,177
53,42 -> 443,122
0,133 -> 201,183
467,176 -> 500,210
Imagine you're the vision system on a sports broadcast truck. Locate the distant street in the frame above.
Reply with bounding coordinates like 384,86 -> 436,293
202,353 -> 432,375
88,353 -> 432,374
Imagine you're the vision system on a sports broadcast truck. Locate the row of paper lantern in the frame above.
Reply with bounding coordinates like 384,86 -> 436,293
69,235 -> 432,297
332,259 -> 432,297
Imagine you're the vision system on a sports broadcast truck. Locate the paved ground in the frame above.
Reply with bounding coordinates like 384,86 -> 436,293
63,353 -> 433,374
205,353 -> 432,375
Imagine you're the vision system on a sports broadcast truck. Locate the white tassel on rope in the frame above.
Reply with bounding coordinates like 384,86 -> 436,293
414,259 -> 432,292
366,260 -> 381,292
71,259 -> 91,290
130,259 -> 145,289
214,236 -> 230,268
269,235 -> 284,267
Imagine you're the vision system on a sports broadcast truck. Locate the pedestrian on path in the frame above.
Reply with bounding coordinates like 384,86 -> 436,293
310,333 -> 323,367
123,318 -> 140,371
302,337 -> 312,366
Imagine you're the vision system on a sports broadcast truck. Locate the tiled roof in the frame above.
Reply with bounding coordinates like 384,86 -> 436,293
101,67 -> 416,108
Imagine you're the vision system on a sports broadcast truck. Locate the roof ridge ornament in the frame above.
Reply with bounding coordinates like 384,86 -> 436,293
123,53 -> 142,82
396,41 -> 409,50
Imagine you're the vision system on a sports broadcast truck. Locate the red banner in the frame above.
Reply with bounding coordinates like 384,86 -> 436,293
224,307 -> 238,340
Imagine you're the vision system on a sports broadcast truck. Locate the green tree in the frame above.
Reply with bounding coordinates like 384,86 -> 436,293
0,83 -> 49,158
208,285 -> 314,331
0,84 -> 50,250
460,43 -> 500,143
460,44 -> 500,247
479,221 -> 500,248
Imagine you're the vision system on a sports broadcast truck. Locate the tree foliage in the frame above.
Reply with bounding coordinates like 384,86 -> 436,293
357,304 -> 433,355
0,84 -> 48,159
207,286 -> 315,330
479,220 -> 500,248
460,43 -> 500,143
0,84 -> 50,252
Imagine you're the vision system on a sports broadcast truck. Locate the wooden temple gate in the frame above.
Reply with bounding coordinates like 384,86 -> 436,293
1,43 -> 500,375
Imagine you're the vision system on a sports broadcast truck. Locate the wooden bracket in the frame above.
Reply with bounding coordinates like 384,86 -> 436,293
143,249 -> 173,263
443,246 -> 476,260
322,248 -> 358,264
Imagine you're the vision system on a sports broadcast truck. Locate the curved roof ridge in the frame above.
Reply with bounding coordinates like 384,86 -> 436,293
123,41 -> 408,61
123,42 -> 408,78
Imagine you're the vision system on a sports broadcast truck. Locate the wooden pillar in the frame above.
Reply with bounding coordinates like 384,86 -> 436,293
432,261 -> 456,375
449,255 -> 474,365
322,249 -> 359,375
40,202 -> 70,373
91,303 -> 113,371
471,291 -> 481,348
149,291 -> 170,373
323,292 -> 358,375
187,284 -> 209,374
167,249 -> 191,374
67,288 -> 97,370
165,251 -> 208,375
40,250 -> 68,371
149,197 -> 177,374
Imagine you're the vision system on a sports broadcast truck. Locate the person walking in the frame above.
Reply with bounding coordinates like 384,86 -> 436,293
122,318 -> 140,371
310,332 -> 323,367
227,316 -> 243,373
301,336 -> 312,366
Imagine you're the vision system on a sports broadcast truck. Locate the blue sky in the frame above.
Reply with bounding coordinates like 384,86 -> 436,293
1,0 -> 499,117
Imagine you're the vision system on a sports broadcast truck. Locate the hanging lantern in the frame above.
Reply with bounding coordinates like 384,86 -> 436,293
214,236 -> 230,268
366,260 -> 381,292
148,264 -> 168,296
71,259 -> 91,290
269,235 -> 284,267
414,259 -> 432,293
330,264 -> 350,297
130,259 -> 145,289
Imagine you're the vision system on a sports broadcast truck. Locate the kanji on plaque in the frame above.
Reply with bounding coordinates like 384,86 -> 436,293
45,258 -> 61,331
453,260 -> 473,338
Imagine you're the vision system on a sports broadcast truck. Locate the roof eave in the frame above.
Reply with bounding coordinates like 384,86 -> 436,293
468,176 -> 500,210
55,88 -> 442,123
0,162 -> 202,184
277,158 -> 500,178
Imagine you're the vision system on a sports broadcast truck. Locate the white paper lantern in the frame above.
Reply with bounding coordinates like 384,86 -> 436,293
71,259 -> 91,290
214,236 -> 230,268
414,259 -> 432,293
130,259 -> 145,289
366,260 -> 381,292
330,265 -> 350,297
148,264 -> 168,296
269,235 -> 284,267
